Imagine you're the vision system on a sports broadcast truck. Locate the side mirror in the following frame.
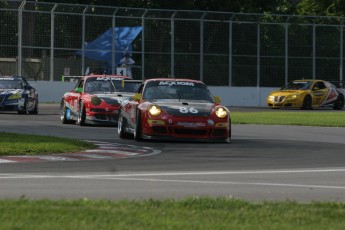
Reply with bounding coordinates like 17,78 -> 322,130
132,93 -> 142,101
75,87 -> 83,93
213,96 -> 221,103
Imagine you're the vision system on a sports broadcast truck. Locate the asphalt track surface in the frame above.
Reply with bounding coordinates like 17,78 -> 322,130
1,104 -> 345,202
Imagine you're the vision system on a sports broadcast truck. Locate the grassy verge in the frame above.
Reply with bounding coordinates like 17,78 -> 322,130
0,132 -> 96,156
231,111 -> 345,127
1,198 -> 345,230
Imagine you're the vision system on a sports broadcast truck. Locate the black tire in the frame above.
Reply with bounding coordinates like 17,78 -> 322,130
301,95 -> 312,110
77,101 -> 86,126
133,110 -> 142,141
333,94 -> 344,110
118,111 -> 130,139
18,99 -> 29,115
29,99 -> 39,114
60,101 -> 75,124
228,118 -> 232,140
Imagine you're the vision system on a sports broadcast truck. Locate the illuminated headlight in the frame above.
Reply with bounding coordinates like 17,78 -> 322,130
90,96 -> 102,106
268,95 -> 275,101
8,93 -> 21,100
215,107 -> 228,118
290,94 -> 298,99
148,105 -> 161,116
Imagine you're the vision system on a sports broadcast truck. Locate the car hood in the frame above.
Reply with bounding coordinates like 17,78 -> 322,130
93,92 -> 134,100
94,92 -> 134,97
269,90 -> 306,96
94,92 -> 135,103
154,100 -> 215,116
0,89 -> 23,95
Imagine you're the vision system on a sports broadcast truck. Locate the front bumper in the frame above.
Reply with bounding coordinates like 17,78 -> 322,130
141,117 -> 231,143
267,97 -> 302,108
0,104 -> 20,111
267,102 -> 293,108
86,111 -> 119,125
0,99 -> 25,112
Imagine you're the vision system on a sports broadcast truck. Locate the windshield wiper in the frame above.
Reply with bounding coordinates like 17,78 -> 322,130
177,90 -> 181,101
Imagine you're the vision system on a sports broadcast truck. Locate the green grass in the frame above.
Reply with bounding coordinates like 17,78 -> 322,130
231,111 -> 345,127
0,132 -> 96,156
0,198 -> 345,230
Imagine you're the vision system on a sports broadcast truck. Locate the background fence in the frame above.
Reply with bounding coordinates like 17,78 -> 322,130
1,0 -> 345,87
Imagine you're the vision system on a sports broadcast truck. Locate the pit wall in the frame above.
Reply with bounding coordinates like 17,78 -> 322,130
30,81 -> 276,107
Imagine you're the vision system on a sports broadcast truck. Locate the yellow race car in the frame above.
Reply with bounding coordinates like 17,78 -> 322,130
267,79 -> 344,110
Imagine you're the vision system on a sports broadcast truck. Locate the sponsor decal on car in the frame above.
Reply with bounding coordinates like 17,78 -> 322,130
158,81 -> 195,86
96,77 -> 124,81
0,77 -> 15,80
176,122 -> 206,127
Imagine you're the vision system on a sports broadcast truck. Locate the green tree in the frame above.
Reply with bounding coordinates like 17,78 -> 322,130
35,0 -> 299,14
296,0 -> 345,16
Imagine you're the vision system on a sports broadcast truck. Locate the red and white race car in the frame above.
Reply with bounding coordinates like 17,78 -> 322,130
60,74 -> 141,126
118,78 -> 231,142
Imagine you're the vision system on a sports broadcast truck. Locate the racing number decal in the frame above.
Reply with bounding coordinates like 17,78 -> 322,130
315,97 -> 322,105
179,107 -> 198,114
313,90 -> 326,105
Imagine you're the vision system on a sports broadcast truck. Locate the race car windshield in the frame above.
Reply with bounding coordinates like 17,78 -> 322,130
281,81 -> 313,90
143,81 -> 214,102
84,78 -> 115,93
0,80 -> 23,89
84,78 -> 140,93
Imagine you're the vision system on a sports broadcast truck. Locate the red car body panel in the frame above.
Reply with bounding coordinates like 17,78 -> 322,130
61,74 -> 140,125
118,78 -> 231,142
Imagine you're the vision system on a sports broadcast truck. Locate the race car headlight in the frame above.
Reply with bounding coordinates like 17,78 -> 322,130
148,105 -> 161,116
215,107 -> 227,119
268,95 -> 275,101
8,93 -> 22,100
90,96 -> 102,106
290,94 -> 298,99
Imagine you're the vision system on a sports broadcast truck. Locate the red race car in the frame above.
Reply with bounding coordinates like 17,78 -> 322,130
118,78 -> 231,142
60,74 -> 141,126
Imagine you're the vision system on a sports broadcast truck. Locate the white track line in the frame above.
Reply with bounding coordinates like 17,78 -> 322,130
1,168 -> 345,190
1,167 -> 345,179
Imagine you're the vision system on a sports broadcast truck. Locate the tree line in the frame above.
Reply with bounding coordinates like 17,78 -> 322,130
37,0 -> 345,17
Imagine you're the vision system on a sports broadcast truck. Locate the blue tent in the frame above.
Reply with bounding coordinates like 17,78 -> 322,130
76,26 -> 142,72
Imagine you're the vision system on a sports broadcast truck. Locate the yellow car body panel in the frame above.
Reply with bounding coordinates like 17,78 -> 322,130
266,79 -> 343,109
267,90 -> 309,108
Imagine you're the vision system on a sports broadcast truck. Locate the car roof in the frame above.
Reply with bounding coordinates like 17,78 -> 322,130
84,74 -> 131,80
144,78 -> 205,84
292,79 -> 324,82
0,75 -> 24,80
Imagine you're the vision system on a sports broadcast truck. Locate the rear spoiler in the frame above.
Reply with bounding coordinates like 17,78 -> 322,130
62,75 -> 84,82
122,79 -> 144,87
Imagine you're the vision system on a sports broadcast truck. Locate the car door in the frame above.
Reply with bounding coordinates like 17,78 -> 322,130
22,79 -> 36,109
122,84 -> 143,129
311,81 -> 328,106
66,79 -> 84,114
